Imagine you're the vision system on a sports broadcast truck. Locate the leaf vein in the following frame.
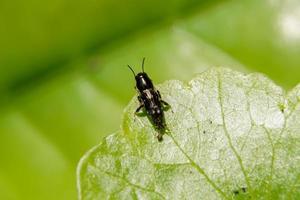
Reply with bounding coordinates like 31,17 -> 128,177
216,71 -> 252,191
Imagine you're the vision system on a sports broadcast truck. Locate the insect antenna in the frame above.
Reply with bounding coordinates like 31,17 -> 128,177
141,57 -> 146,73
127,65 -> 136,77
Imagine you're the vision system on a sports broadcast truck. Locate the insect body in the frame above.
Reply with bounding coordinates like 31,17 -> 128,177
128,58 -> 170,141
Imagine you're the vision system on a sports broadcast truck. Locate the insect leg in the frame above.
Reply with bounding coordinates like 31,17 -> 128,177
157,90 -> 162,98
135,96 -> 146,116
161,100 -> 171,110
161,100 -> 170,107
157,90 -> 171,110
135,105 -> 144,113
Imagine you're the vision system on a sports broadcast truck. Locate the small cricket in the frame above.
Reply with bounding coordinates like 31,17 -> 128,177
127,58 -> 170,141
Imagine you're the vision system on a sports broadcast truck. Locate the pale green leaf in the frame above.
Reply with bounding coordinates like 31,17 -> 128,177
77,68 -> 300,199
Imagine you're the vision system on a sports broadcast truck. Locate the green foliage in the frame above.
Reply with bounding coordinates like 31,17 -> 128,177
1,0 -> 300,199
78,68 -> 300,199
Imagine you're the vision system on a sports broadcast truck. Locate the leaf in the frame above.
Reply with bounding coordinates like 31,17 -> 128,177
184,0 -> 300,88
2,1 -> 300,199
77,68 -> 300,199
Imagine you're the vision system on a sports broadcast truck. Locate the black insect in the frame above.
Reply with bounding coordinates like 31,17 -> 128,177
233,187 -> 247,196
128,58 -> 170,141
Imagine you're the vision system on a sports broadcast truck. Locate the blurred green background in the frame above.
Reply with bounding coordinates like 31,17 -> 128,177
0,0 -> 300,199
